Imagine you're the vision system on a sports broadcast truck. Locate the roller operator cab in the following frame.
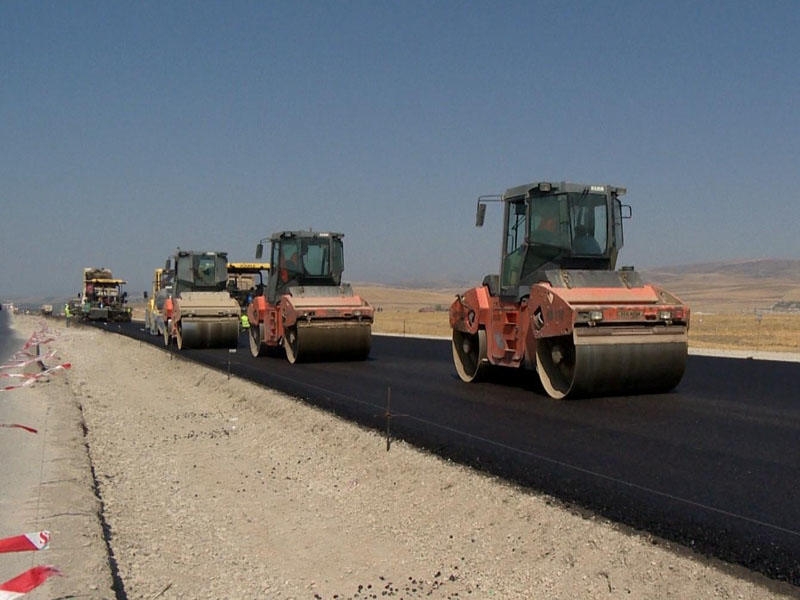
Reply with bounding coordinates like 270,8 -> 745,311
247,231 -> 373,363
450,181 -> 690,399
161,250 -> 241,350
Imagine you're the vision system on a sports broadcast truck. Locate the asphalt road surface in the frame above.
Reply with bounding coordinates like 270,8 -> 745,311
102,320 -> 800,586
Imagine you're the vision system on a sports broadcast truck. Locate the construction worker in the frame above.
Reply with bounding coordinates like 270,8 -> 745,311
280,251 -> 300,283
532,198 -> 565,247
64,303 -> 72,327
534,199 -> 559,233
240,313 -> 250,333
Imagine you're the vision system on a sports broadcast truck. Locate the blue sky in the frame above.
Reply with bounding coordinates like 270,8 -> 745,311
1,1 -> 798,298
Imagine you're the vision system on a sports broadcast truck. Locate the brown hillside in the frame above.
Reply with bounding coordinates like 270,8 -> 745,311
643,258 -> 800,313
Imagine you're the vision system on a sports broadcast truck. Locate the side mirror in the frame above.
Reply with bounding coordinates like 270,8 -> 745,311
143,291 -> 148,299
475,203 -> 487,227
475,195 -> 501,227
255,243 -> 264,259
165,258 -> 172,271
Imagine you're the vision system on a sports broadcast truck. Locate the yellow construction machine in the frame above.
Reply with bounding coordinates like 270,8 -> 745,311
77,267 -> 132,322
226,261 -> 270,307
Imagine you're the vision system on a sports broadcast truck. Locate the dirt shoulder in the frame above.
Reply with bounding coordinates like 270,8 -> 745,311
0,318 -> 114,599
3,314 -> 799,599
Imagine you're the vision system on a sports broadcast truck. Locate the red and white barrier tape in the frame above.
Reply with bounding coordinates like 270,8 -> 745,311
0,351 -> 57,371
0,531 -> 50,554
21,325 -> 57,349
0,325 -> 69,392
0,363 -> 72,381
20,336 -> 55,352
0,325 -> 64,598
0,566 -> 61,599
0,424 -> 37,434
0,363 -> 71,392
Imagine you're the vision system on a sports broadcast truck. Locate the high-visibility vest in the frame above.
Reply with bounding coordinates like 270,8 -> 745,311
240,314 -> 250,329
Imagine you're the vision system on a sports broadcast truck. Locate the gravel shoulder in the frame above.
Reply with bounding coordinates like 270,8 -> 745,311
2,313 -> 798,599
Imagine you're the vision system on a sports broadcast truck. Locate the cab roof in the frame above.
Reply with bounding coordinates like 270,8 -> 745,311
270,231 -> 344,241
503,181 -> 626,199
227,262 -> 271,273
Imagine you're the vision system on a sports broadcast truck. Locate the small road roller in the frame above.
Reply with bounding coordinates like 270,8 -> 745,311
247,231 -> 373,363
450,181 -> 690,399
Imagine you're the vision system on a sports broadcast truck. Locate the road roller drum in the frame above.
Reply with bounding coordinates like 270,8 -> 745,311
177,317 -> 239,350
284,321 -> 372,363
535,331 -> 688,399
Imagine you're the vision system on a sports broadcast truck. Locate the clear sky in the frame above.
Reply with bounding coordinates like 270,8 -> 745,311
2,1 -> 798,298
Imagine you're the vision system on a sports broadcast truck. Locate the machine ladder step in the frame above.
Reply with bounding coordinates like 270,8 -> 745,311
500,310 -> 520,356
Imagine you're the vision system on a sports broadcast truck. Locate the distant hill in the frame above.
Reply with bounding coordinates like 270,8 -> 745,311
642,259 -> 800,313
645,258 -> 800,281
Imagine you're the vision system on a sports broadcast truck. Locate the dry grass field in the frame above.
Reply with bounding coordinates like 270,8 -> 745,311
689,312 -> 800,353
644,263 -> 800,354
355,284 -> 456,337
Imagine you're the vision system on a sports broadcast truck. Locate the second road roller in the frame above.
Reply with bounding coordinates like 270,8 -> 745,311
247,231 -> 373,363
162,249 -> 241,350
449,180 -> 690,399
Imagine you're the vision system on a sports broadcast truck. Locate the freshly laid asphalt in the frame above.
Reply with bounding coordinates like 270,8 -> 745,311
102,321 -> 800,586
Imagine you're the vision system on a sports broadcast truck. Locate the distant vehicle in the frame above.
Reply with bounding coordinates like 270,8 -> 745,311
226,261 -> 270,307
77,267 -> 132,322
161,250 -> 241,349
247,231 -> 373,363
